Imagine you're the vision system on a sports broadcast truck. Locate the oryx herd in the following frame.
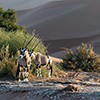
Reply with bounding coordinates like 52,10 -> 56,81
16,34 -> 52,82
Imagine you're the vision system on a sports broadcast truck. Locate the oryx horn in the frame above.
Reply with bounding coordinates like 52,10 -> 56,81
30,38 -> 38,51
23,33 -> 27,48
32,41 -> 41,51
25,34 -> 35,48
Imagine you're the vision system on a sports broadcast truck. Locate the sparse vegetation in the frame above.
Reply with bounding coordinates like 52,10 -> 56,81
0,45 -> 19,78
29,61 -> 63,79
0,4 -> 62,79
0,29 -> 47,56
0,4 -> 49,78
0,30 -> 48,78
3,3 -> 100,79
62,43 -> 100,72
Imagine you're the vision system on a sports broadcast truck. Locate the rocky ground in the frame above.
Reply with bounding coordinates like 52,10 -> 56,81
0,71 -> 100,100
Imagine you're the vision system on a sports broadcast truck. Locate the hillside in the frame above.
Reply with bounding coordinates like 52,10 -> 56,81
15,0 -> 100,58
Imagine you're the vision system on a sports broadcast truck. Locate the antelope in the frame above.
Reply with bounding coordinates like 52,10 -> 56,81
16,34 -> 35,82
29,41 -> 53,78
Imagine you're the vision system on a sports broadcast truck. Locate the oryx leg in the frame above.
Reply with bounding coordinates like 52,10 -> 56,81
18,66 -> 22,82
19,72 -> 21,82
48,66 -> 51,78
22,66 -> 25,80
36,65 -> 39,77
25,67 -> 29,82
48,70 -> 51,78
47,64 -> 52,78
39,66 -> 41,77
23,67 -> 29,82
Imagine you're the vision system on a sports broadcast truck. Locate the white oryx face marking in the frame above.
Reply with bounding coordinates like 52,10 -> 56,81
29,51 -> 32,57
19,54 -> 24,58
19,47 -> 26,55
31,52 -> 36,59
19,48 -> 27,56
21,48 -> 26,54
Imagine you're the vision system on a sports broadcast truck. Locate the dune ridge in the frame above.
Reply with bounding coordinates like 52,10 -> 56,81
45,34 -> 100,53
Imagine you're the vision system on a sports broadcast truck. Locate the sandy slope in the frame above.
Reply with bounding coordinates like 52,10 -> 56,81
16,0 -> 100,59
1,0 -> 100,59
0,0 -> 58,10
17,0 -> 100,39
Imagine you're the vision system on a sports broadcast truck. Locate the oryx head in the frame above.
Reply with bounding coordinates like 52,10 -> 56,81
29,39 -> 41,57
19,48 -> 27,55
19,34 -> 35,56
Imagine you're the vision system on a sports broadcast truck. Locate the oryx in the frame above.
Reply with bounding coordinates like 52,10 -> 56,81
29,41 -> 53,78
16,34 -> 35,82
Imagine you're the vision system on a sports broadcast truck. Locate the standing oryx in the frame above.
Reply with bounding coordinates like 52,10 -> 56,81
16,34 -> 35,82
29,41 -> 53,78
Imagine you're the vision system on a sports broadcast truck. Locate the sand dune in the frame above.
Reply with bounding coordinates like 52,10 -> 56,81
51,36 -> 100,58
17,0 -> 100,40
1,0 -> 100,59
0,0 -> 57,10
44,34 -> 100,53
15,0 -> 100,58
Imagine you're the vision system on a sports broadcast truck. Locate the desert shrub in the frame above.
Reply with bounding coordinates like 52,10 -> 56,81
0,4 -> 62,78
62,43 -> 100,72
0,45 -> 19,78
31,61 -> 63,78
0,44 -> 47,79
0,4 -> 25,32
0,29 -> 47,56
40,62 -> 63,78
51,62 -> 64,78
0,29 -> 47,78
0,4 -> 51,79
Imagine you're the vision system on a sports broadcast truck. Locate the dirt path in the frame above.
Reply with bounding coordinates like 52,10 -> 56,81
0,71 -> 100,100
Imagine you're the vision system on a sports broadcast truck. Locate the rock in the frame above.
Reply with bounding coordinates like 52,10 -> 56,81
60,80 -> 72,84
59,85 -> 79,92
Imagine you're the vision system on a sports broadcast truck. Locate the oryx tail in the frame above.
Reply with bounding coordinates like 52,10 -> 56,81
16,64 -> 20,77
50,65 -> 53,75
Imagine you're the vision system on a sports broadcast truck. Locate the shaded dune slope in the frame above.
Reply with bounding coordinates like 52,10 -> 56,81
16,0 -> 100,58
44,34 -> 100,53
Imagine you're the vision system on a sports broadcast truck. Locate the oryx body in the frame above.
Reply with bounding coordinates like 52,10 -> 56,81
30,52 -> 53,78
16,49 -> 31,82
16,34 -> 35,82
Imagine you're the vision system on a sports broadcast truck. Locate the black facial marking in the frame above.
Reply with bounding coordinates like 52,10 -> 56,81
28,61 -> 30,64
41,64 -> 46,66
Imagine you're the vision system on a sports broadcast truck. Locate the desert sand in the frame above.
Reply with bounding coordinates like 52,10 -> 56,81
0,0 -> 100,58
1,0 -> 100,58
14,0 -> 100,59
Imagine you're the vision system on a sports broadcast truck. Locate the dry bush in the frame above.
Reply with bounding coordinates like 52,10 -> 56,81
0,45 -> 19,78
62,43 -> 100,72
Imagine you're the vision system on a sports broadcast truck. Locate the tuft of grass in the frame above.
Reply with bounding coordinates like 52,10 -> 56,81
29,61 -> 64,79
